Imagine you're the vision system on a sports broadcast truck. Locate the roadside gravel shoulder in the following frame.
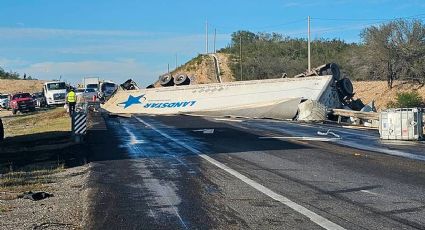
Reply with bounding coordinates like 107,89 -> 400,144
0,164 -> 91,230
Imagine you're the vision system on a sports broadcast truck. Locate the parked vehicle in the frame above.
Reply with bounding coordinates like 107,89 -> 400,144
83,77 -> 100,91
75,88 -> 85,96
0,94 -> 10,110
83,88 -> 98,101
32,92 -> 47,108
9,92 -> 36,114
43,81 -> 67,106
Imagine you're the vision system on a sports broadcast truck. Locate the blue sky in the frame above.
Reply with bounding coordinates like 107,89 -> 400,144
0,0 -> 424,86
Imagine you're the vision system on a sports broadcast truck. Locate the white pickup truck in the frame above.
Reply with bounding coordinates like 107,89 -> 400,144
0,94 -> 10,110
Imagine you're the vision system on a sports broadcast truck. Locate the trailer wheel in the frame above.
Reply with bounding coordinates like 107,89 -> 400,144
174,74 -> 191,86
159,75 -> 175,87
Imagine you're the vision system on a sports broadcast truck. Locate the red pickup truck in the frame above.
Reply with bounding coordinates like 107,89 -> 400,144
9,93 -> 36,114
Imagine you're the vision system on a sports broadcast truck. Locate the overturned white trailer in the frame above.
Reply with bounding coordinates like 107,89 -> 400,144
102,64 -> 355,120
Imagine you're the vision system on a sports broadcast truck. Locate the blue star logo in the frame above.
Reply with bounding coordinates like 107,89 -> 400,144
119,94 -> 145,109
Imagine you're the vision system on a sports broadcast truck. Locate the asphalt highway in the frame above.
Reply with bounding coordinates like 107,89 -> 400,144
85,114 -> 425,229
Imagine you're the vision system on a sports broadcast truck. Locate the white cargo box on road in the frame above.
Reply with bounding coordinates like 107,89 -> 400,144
379,108 -> 424,140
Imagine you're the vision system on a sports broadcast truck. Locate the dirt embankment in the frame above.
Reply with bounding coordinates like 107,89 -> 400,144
353,81 -> 425,111
0,79 -> 45,94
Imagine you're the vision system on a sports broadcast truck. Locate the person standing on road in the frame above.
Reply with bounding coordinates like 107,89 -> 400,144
66,88 -> 76,117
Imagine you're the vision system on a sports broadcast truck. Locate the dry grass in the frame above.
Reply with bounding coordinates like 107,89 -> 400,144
0,165 -> 64,214
3,108 -> 71,138
0,79 -> 45,94
0,165 -> 64,196
0,204 -> 12,213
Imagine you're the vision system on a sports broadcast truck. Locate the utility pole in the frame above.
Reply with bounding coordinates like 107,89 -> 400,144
167,63 -> 170,74
308,16 -> 311,72
205,20 -> 209,54
214,28 -> 217,53
239,36 -> 243,81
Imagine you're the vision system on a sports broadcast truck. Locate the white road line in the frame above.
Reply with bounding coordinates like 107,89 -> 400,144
134,116 -> 345,230
259,136 -> 336,142
124,126 -> 145,145
360,190 -> 380,196
214,118 -> 243,122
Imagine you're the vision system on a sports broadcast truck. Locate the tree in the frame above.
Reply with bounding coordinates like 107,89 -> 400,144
361,20 -> 425,88
0,67 -> 20,79
221,31 -> 358,81
230,30 -> 258,48
387,91 -> 424,108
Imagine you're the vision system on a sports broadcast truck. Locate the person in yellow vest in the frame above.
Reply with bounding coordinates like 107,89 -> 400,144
66,88 -> 77,116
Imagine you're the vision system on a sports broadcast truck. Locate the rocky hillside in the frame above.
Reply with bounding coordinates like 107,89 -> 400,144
155,53 -> 234,86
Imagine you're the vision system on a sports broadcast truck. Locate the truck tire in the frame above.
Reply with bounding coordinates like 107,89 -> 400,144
336,78 -> 354,99
159,75 -> 175,87
319,63 -> 341,81
174,74 -> 191,86
12,109 -> 17,115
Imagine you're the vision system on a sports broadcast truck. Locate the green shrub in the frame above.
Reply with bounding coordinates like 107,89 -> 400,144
387,91 -> 424,108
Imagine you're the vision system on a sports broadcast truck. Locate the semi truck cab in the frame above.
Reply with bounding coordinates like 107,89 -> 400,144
43,81 -> 67,106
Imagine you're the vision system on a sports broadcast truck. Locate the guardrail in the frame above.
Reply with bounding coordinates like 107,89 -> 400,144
210,54 -> 222,83
331,109 -> 379,121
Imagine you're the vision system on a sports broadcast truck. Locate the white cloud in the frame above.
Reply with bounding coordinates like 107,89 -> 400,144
0,58 -> 29,71
0,27 -> 161,40
16,59 -> 163,86
0,26 -> 230,56
55,33 -> 230,55
282,0 -> 353,8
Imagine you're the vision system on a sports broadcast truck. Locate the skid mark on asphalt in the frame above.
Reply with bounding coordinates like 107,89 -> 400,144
134,116 -> 346,230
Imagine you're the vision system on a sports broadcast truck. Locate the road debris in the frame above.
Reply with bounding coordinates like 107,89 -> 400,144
317,129 -> 341,138
18,191 -> 54,201
193,129 -> 215,134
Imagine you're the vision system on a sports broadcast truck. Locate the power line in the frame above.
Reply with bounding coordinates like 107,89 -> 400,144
209,18 -> 306,33
289,14 -> 425,37
312,13 -> 425,22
